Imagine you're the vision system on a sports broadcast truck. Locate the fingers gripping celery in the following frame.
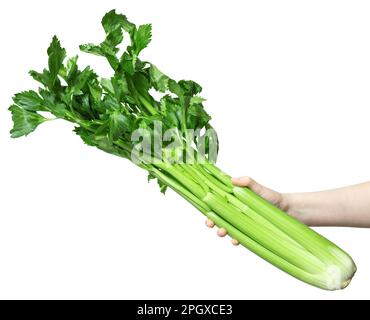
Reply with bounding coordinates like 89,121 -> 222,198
9,10 -> 356,290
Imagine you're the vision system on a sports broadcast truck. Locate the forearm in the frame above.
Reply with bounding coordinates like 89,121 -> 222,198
284,182 -> 370,227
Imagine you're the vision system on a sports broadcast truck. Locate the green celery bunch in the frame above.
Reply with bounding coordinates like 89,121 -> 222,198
9,10 -> 356,290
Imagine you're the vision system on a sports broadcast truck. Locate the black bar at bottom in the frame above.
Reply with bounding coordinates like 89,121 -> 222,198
0,300 -> 364,319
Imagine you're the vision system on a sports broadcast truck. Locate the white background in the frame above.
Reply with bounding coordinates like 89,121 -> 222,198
0,0 -> 369,299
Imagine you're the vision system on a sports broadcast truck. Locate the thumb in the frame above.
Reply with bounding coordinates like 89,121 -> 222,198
232,176 -> 263,195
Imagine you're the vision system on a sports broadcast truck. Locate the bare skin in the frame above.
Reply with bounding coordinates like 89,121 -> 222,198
206,177 -> 370,245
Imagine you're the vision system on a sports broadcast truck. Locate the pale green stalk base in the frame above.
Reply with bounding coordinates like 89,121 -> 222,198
150,162 -> 357,291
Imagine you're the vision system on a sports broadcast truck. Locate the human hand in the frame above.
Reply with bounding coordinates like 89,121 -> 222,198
206,177 -> 370,230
